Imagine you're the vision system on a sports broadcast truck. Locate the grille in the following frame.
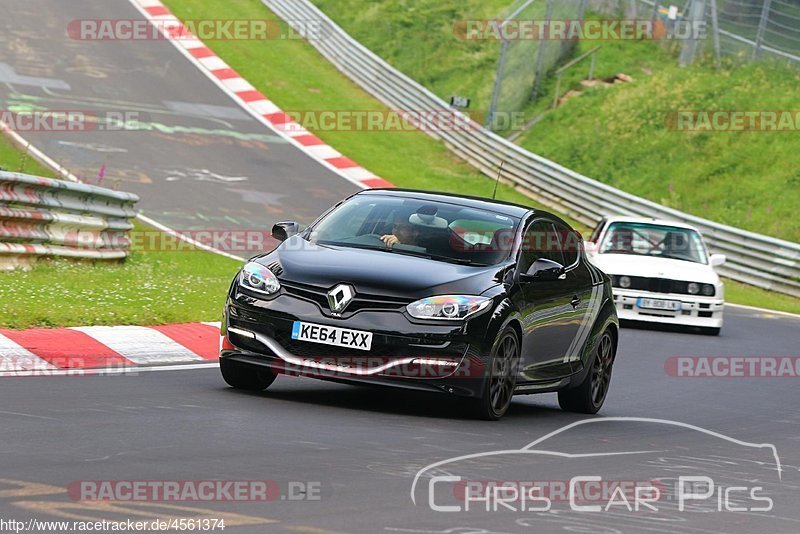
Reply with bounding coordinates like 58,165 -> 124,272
632,278 -> 686,293
266,260 -> 283,276
281,281 -> 409,314
613,276 -> 714,296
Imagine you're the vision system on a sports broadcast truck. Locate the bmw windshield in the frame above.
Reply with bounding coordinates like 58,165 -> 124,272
599,222 -> 709,264
307,195 -> 521,266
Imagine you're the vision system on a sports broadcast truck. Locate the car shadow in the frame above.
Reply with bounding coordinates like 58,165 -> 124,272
223,381 -> 568,421
620,319 -> 717,336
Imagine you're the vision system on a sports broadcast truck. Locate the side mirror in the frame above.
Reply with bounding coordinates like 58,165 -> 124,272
710,254 -> 726,267
272,221 -> 301,242
521,258 -> 566,282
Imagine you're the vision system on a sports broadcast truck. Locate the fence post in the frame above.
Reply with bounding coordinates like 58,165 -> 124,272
753,0 -> 773,60
487,39 -> 509,129
531,0 -> 555,101
679,0 -> 707,66
709,0 -> 722,69
578,0 -> 589,20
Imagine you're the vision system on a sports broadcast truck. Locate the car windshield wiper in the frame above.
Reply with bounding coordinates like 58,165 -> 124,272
317,241 -> 487,266
380,248 -> 485,266
426,254 -> 484,266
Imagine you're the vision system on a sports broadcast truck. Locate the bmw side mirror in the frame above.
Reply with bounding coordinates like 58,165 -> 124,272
272,221 -> 301,242
521,258 -> 566,282
710,253 -> 726,267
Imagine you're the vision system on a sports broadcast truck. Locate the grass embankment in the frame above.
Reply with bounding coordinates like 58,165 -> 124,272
0,227 -> 241,329
0,134 -> 55,178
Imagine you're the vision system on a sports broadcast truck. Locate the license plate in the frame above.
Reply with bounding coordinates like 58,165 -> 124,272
291,321 -> 373,351
637,298 -> 681,311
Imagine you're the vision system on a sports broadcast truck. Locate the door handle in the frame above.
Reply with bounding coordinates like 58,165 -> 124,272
570,295 -> 581,309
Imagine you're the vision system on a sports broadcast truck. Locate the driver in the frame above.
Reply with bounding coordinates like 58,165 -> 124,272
381,215 -> 419,249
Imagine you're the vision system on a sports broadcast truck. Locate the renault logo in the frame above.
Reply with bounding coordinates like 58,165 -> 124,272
328,284 -> 355,313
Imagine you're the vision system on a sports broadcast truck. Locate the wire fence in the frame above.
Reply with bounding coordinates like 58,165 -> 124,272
590,0 -> 800,66
487,0 -> 587,129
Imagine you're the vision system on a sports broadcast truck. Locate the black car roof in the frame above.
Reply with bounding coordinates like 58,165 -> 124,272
358,188 -> 536,219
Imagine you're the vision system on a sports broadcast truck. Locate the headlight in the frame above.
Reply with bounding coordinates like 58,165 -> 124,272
239,262 -> 280,295
407,296 -> 492,321
687,282 -> 700,295
619,276 -> 631,289
701,284 -> 715,296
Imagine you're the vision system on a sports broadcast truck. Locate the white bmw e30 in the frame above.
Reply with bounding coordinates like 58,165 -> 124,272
585,216 -> 726,335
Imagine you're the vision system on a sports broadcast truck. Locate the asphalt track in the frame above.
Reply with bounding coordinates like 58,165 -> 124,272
0,1 -> 799,533
0,307 -> 798,533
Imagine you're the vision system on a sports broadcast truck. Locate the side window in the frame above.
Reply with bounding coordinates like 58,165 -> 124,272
519,220 -> 565,273
555,222 -> 581,267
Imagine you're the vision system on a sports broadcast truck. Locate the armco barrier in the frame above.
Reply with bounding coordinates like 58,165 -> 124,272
263,0 -> 800,298
0,171 -> 139,269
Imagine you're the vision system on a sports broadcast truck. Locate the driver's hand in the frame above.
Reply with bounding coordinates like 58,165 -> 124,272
381,234 -> 400,248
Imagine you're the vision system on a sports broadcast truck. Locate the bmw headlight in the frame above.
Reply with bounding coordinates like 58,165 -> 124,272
619,276 -> 632,289
407,296 -> 492,321
701,284 -> 715,296
239,262 -> 280,295
687,282 -> 700,295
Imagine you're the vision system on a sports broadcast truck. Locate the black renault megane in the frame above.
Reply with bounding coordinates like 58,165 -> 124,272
220,189 -> 618,419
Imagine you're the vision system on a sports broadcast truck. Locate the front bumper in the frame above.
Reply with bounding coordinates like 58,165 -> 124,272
221,289 -> 492,397
612,289 -> 724,328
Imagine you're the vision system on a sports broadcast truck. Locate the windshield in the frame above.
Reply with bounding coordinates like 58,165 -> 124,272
307,195 -> 521,266
599,222 -> 709,264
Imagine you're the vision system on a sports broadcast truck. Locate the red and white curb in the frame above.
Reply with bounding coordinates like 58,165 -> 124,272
128,0 -> 394,190
0,322 -> 221,376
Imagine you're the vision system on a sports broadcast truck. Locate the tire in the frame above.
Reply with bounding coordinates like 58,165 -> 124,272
220,358 -> 277,391
470,327 -> 520,421
558,329 -> 615,414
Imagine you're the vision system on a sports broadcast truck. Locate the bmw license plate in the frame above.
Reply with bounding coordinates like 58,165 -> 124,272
637,298 -> 681,311
291,321 -> 373,351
